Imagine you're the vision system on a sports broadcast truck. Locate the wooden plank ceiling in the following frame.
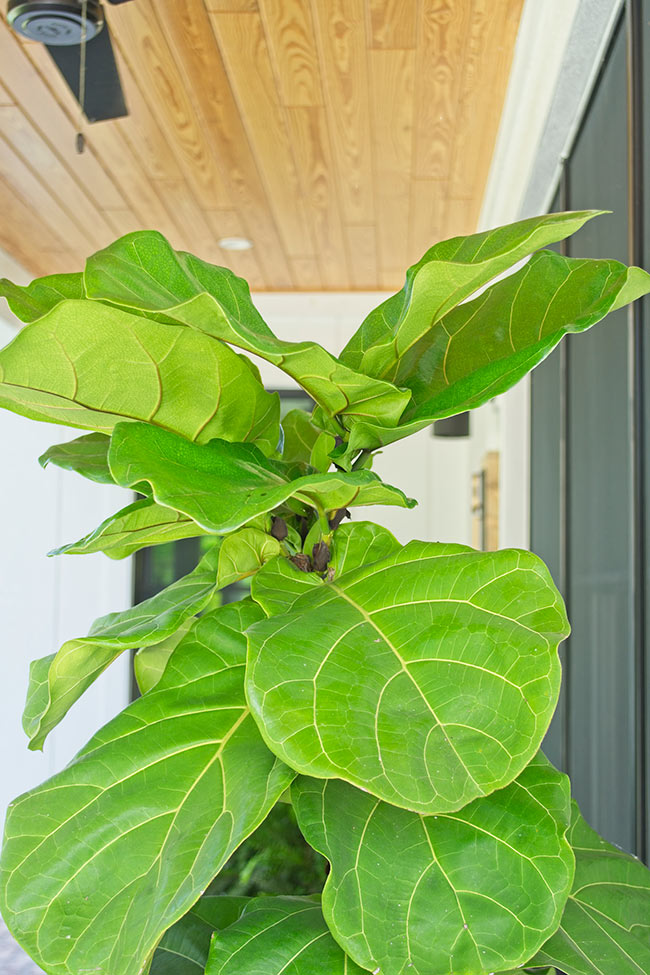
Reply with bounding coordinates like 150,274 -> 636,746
0,0 -> 523,290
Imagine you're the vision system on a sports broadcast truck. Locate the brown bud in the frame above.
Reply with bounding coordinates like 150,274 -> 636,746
271,516 -> 288,541
289,553 -> 312,573
312,541 -> 331,573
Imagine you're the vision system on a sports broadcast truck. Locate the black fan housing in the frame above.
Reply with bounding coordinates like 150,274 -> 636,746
7,0 -> 104,44
6,0 -> 133,122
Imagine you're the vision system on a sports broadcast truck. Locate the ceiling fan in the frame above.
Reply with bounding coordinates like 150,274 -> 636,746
7,0 -> 134,122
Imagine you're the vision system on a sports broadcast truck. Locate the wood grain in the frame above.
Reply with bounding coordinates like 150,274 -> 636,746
414,0 -> 471,180
408,179 -> 446,263
0,22 -> 126,210
312,0 -> 374,224
108,0 -> 230,211
0,1 -> 524,288
260,0 -> 323,106
367,0 -> 417,48
212,12 -> 314,258
288,106 -> 348,287
449,0 -> 522,200
0,174 -> 75,275
155,0 -> 293,287
288,256 -> 323,289
205,0 -> 258,9
0,105 -> 118,252
345,224 -> 378,289
23,42 -> 187,248
369,48 -> 415,283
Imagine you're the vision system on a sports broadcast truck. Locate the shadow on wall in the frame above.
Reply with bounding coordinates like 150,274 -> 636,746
0,921 -> 44,974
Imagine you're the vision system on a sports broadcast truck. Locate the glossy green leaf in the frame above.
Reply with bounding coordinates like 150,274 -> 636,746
206,896 -> 367,975
23,544 -> 221,749
0,602 -> 294,975
83,231 -> 410,427
531,804 -> 650,975
292,754 -> 574,975
340,211 -> 603,381
330,521 -> 401,576
247,541 -> 569,814
0,298 -> 280,453
150,895 -> 248,975
108,422 -> 415,534
281,409 -> 321,464
251,557 -> 324,617
280,410 -> 336,474
39,433 -> 115,485
0,270 -> 83,322
134,619 -> 193,695
217,528 -> 283,588
342,249 -> 650,455
51,497 -> 206,560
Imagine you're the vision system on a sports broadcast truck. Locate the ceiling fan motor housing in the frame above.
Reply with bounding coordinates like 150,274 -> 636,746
7,0 -> 105,46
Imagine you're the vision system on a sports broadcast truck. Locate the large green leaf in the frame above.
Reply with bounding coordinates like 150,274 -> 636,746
205,896 -> 367,975
251,557 -> 324,617
0,298 -> 280,453
531,803 -> 650,975
340,211 -> 602,380
0,602 -> 294,975
150,895 -> 249,975
39,433 -> 115,485
341,249 -> 650,455
83,231 -> 410,427
50,497 -> 206,560
0,270 -> 83,322
23,544 -> 221,749
247,541 -> 569,815
292,755 -> 574,975
330,521 -> 401,576
108,422 -> 415,534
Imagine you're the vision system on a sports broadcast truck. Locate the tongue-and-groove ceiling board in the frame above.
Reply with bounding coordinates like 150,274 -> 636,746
0,0 -> 523,289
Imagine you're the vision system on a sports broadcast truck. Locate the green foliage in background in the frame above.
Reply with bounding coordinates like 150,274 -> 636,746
1,212 -> 649,975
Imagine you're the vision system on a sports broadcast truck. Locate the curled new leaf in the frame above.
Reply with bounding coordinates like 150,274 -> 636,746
0,602 -> 294,975
247,541 -> 569,814
292,755 -> 574,975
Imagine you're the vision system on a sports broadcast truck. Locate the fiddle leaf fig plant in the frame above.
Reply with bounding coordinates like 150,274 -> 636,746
1,211 -> 650,975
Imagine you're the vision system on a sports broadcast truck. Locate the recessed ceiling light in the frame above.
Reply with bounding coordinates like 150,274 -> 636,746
218,236 -> 254,251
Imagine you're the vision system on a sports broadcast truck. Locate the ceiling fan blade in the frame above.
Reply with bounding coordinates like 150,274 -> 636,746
45,22 -> 128,122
